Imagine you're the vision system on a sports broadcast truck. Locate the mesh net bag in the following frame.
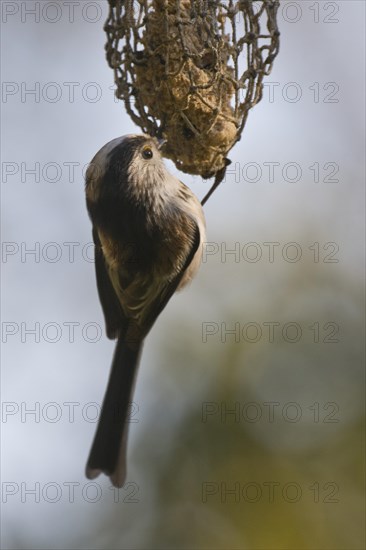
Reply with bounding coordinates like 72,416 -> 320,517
104,0 -> 280,180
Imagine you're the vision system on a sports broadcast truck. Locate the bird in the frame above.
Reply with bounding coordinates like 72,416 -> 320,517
84,134 -> 206,487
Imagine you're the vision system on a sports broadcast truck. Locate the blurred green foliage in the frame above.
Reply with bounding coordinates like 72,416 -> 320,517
93,259 -> 365,550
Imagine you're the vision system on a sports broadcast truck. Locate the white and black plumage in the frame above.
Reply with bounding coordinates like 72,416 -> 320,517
85,134 -> 206,487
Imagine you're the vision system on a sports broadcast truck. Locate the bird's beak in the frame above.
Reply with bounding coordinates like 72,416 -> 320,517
157,138 -> 167,150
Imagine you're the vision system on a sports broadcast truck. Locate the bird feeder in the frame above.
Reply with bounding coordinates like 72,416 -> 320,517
104,0 -> 280,183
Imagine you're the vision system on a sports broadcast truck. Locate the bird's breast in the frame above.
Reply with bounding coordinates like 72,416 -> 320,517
99,202 -> 198,285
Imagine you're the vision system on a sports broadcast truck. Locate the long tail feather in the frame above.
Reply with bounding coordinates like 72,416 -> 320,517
86,338 -> 142,487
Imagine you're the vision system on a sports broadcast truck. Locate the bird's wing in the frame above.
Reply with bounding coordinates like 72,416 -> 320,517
94,219 -> 200,344
92,227 -> 128,340
138,219 -> 201,339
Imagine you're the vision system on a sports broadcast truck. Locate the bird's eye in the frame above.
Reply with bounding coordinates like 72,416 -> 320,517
142,147 -> 153,160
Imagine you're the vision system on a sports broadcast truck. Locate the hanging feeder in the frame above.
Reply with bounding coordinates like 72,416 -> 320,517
104,0 -> 280,180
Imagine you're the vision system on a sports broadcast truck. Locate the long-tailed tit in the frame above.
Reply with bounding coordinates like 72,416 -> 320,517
85,134 -> 206,487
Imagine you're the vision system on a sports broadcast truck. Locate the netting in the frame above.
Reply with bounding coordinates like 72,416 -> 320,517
104,0 -> 280,179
